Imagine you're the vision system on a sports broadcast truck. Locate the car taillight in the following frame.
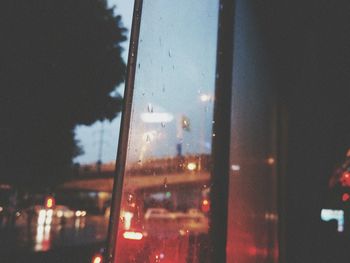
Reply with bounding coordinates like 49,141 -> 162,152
201,199 -> 210,213
123,231 -> 143,240
91,254 -> 103,263
342,193 -> 350,202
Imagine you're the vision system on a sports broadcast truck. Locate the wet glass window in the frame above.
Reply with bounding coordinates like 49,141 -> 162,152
226,1 -> 279,262
114,0 -> 219,262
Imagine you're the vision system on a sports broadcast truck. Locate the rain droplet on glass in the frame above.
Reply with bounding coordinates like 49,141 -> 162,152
161,122 -> 166,128
147,103 -> 153,113
168,50 -> 172,58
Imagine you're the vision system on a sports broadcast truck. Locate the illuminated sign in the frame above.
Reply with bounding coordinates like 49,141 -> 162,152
320,209 -> 344,232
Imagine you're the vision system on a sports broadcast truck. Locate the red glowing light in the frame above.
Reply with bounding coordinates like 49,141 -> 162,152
248,246 -> 257,256
91,254 -> 103,263
201,199 -> 210,213
267,157 -> 275,165
342,193 -> 350,202
340,172 -> 350,187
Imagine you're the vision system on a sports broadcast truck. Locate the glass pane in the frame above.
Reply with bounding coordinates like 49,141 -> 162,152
227,1 -> 279,262
114,0 -> 219,262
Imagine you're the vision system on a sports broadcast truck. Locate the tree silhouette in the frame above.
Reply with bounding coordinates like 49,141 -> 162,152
0,0 -> 126,189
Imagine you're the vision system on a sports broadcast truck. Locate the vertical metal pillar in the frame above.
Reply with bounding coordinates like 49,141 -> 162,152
209,0 -> 235,262
105,0 -> 143,262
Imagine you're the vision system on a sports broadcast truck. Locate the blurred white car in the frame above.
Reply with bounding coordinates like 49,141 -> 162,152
144,208 -> 175,220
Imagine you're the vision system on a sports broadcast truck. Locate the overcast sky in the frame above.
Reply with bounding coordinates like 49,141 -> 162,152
74,0 -> 219,165
74,0 -> 134,164
125,0 -> 218,163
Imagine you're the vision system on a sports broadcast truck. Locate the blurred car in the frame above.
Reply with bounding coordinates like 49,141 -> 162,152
19,204 -> 87,227
90,227 -> 150,263
144,208 -> 175,221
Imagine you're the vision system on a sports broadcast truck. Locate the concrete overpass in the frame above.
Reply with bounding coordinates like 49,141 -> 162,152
57,171 -> 210,193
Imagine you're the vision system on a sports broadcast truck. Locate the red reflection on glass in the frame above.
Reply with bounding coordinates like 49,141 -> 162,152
201,199 -> 210,213
248,246 -> 257,256
267,157 -> 275,165
340,172 -> 350,186
91,254 -> 103,263
342,193 -> 350,202
248,246 -> 268,257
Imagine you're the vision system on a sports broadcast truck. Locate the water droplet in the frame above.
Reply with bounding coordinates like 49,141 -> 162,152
172,65 -> 175,70
212,133 -> 216,137
146,135 -> 151,143
138,160 -> 142,164
161,122 -> 166,128
147,103 -> 153,113
162,86 -> 165,92
138,63 -> 140,69
168,50 -> 172,58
